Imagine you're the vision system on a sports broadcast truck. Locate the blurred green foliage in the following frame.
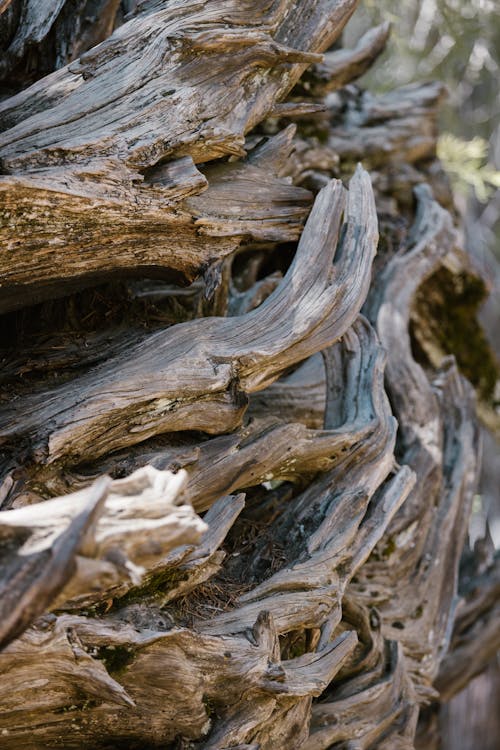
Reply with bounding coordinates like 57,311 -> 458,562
438,134 -> 500,202
347,0 -> 500,200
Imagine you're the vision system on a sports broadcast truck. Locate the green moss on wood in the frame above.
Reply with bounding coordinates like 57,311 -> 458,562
96,645 -> 136,678
411,266 -> 499,401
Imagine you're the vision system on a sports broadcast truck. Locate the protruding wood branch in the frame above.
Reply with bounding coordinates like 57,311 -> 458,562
195,319 -> 415,636
327,82 -> 447,169
299,22 -> 391,96
0,131 -> 311,312
0,166 -> 378,470
284,81 -> 447,209
0,1 -> 325,167
0,475 -> 109,650
50,317 -> 387,515
0,467 -> 207,643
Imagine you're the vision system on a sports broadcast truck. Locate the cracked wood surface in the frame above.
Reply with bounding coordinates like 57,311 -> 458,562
0,129 -> 312,312
0,319 -> 415,747
0,1 -> 494,748
0,0 -> 356,308
0,165 -> 378,466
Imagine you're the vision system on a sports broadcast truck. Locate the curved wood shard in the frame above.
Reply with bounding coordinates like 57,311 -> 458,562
0,166 -> 378,465
354,187 -> 481,696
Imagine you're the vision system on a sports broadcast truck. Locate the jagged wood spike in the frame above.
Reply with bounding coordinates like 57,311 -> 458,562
0,166 -> 378,471
0,467 -> 207,623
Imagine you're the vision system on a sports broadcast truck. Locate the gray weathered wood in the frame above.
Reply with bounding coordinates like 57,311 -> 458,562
0,165 -> 378,470
0,1 -> 494,747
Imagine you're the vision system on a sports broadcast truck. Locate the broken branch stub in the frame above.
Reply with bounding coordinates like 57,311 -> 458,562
0,467 -> 207,645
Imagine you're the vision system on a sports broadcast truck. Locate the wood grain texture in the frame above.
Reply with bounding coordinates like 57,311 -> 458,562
0,0 -> 121,85
0,0 -> 356,307
0,1 -> 493,747
0,165 -> 378,466
0,129 -> 312,311
353,186 -> 482,698
0,467 -> 206,644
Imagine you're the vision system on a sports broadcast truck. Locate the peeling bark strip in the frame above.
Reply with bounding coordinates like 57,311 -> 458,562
0,0 -> 495,748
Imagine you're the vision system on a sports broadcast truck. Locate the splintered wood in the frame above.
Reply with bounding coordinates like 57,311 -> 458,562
0,1 -> 496,749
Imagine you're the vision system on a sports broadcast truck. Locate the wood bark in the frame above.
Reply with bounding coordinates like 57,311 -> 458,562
0,1 -> 498,748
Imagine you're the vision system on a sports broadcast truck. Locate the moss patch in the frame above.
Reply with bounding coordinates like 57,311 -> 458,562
96,645 -> 136,678
411,266 -> 499,401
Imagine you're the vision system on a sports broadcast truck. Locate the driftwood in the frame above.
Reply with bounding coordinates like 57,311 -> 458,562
0,1 -> 498,748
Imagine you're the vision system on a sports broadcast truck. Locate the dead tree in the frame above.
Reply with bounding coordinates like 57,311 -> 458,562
0,1 -> 498,748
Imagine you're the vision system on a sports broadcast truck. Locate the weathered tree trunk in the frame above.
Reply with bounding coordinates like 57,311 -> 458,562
0,2 -> 498,748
